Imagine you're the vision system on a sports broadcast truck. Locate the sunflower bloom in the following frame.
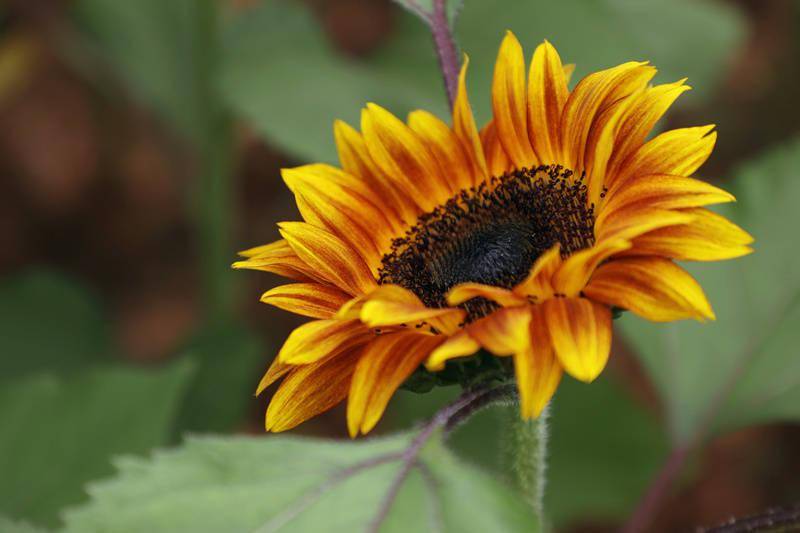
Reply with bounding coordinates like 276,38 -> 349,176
235,33 -> 753,437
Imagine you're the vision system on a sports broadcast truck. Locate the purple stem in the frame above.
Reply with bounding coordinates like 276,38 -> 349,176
430,0 -> 460,109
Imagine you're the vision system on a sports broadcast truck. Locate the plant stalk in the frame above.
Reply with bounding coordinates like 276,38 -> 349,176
508,405 -> 551,530
429,0 -> 460,109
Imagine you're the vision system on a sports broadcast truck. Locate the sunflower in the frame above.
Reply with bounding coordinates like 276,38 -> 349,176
235,32 -> 752,437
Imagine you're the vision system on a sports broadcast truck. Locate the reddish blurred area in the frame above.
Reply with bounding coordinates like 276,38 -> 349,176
0,0 -> 798,531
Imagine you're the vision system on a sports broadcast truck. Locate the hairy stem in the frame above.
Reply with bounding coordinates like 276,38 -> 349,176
507,405 -> 551,529
430,0 -> 460,109
699,503 -> 800,533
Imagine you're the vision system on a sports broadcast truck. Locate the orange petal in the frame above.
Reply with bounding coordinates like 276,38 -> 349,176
492,31 -> 536,168
277,318 -> 370,365
611,125 -> 717,190
360,285 -> 466,330
282,164 -> 396,269
584,257 -> 714,322
446,282 -> 528,307
453,55 -> 489,184
605,80 -> 691,182
255,357 -> 293,396
480,120 -> 513,177
625,207 -> 754,261
232,239 -> 318,282
514,305 -> 562,419
266,348 -> 362,432
560,61 -> 655,171
408,109 -> 474,193
543,297 -> 612,382
552,239 -> 632,297
595,207 -> 695,243
333,120 -> 416,229
468,305 -> 532,356
527,40 -> 569,165
361,103 -> 450,211
279,221 -> 377,296
347,332 -> 442,436
513,244 -> 562,301
260,283 -> 351,319
599,174 -> 735,223
425,330 -> 481,371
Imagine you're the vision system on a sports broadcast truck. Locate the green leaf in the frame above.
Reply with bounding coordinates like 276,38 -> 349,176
444,376 -> 667,528
0,269 -> 110,379
63,432 -> 538,532
221,0 -> 743,163
173,322 -> 265,433
622,138 -> 800,444
0,516 -> 49,533
0,361 -> 194,527
71,0 -> 218,144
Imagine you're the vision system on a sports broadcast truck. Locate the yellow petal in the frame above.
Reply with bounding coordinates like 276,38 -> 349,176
361,103 -> 450,211
425,330 -> 481,371
232,239 -> 318,282
255,357 -> 293,396
282,164 -> 396,269
492,31 -> 536,168
595,207 -> 696,243
277,318 -> 369,365
454,55 -> 489,184
626,207 -> 754,261
347,332 -> 442,436
611,125 -> 717,190
605,80 -> 691,182
543,297 -> 612,382
527,40 -> 569,165
279,221 -> 377,296
480,120 -> 513,177
599,174 -> 735,222
552,239 -> 632,297
266,348 -> 361,432
513,244 -> 562,301
408,109 -> 474,193
560,61 -> 655,171
468,305 -> 532,356
260,283 -> 351,319
333,120 -> 416,228
514,305 -> 562,419
584,256 -> 714,322
446,282 -> 528,307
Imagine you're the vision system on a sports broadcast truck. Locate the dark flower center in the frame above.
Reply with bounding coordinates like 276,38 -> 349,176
378,165 -> 596,321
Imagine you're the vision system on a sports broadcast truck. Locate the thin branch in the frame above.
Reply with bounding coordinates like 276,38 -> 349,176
624,287 -> 800,532
621,446 -> 690,533
416,460 -> 444,533
430,0 -> 460,109
257,452 -> 403,533
699,503 -> 800,533
367,383 -> 509,533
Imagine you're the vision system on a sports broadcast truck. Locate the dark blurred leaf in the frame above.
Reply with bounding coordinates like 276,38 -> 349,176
623,138 -> 800,444
173,322 -> 264,433
221,0 -> 743,163
71,0 -> 218,145
0,361 -> 194,527
63,433 -> 538,533
444,376 -> 667,527
0,269 -> 110,379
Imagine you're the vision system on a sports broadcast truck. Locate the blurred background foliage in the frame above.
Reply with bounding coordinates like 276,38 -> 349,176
1,0 -> 799,531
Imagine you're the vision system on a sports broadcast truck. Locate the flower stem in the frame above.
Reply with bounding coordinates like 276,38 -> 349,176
429,0 -> 460,109
509,406 -> 551,529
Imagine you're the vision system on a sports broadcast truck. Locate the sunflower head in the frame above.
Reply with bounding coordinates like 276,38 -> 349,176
235,33 -> 753,437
